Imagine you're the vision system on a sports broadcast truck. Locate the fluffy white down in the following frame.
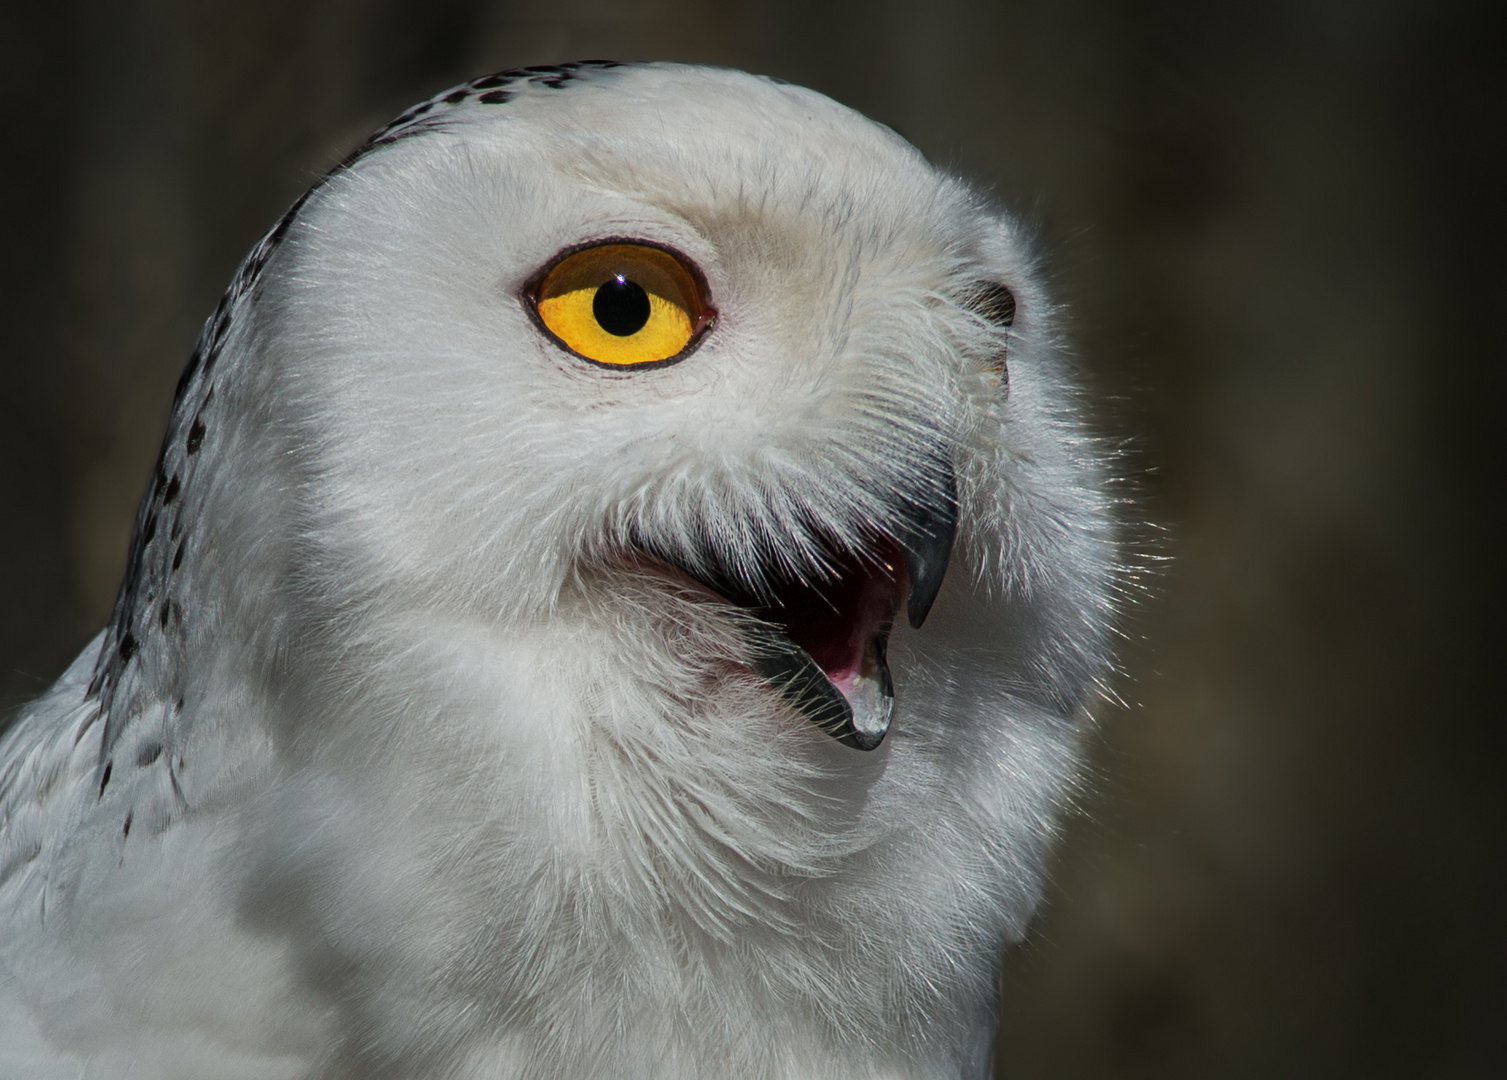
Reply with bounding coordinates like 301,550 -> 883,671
0,63 -> 1119,1079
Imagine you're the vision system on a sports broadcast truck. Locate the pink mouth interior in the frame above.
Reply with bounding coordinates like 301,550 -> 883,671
757,541 -> 906,701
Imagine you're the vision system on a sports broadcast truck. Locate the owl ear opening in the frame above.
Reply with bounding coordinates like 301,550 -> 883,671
963,281 -> 1016,382
965,281 -> 1016,327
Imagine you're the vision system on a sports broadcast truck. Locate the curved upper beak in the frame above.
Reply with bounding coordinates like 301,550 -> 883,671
899,460 -> 958,630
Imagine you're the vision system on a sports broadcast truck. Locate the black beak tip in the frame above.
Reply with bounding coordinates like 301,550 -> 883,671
900,464 -> 959,630
906,570 -> 942,629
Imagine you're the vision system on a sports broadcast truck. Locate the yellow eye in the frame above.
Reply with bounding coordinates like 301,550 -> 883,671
526,242 -> 715,368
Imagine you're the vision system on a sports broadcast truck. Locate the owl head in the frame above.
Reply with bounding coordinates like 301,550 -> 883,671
88,61 -> 1120,1077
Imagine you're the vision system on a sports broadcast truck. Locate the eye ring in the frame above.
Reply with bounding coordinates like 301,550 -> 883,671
522,238 -> 717,371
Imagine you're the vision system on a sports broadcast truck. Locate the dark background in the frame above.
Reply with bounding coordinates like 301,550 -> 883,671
2,1 -> 1502,1075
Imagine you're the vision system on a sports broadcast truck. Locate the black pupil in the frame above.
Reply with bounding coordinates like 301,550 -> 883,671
593,276 -> 651,336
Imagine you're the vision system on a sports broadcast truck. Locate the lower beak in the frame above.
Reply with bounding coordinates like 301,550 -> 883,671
745,622 -> 894,751
745,461 -> 956,751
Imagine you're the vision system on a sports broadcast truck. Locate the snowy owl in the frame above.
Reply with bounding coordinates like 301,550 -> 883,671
0,62 -> 1118,1079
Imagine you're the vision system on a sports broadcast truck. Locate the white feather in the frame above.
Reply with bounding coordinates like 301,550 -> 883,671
0,63 -> 1119,1079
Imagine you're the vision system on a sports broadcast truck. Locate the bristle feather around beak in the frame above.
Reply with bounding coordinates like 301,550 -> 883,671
638,462 -> 956,751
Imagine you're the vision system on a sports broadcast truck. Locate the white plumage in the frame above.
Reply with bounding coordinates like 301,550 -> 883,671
0,63 -> 1118,1079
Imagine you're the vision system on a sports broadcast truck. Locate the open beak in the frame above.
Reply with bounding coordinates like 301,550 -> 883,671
649,464 -> 958,751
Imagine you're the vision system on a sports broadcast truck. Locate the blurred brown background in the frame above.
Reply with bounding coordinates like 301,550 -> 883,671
2,0 -> 1502,1075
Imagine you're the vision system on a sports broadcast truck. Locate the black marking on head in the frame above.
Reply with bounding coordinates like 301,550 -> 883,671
159,601 -> 171,629
199,297 -> 234,379
172,542 -> 185,571
390,101 -> 433,126
162,474 -> 181,505
175,697 -> 184,714
98,761 -> 112,797
186,418 -> 205,455
118,634 -> 136,663
173,348 -> 202,406
353,61 -> 624,151
122,812 -> 131,839
142,513 -> 157,545
137,742 -> 163,767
